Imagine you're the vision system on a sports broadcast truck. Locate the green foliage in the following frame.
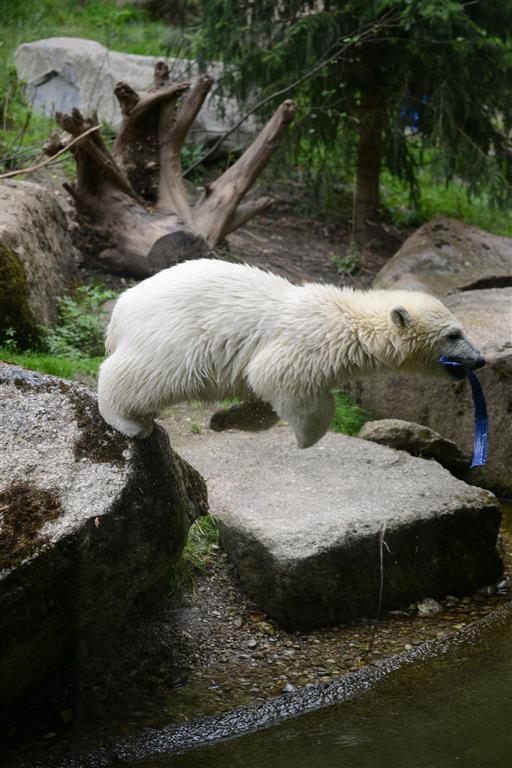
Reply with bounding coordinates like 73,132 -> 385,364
329,241 -> 361,276
331,391 -> 370,437
1,0 -> 172,57
169,515 -> 220,598
0,281 -> 117,380
43,283 -> 117,358
382,165 -> 512,237
0,348 -> 102,379
197,0 -> 512,215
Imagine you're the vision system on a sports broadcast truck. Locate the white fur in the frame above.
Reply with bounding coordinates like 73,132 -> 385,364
98,259 -> 477,445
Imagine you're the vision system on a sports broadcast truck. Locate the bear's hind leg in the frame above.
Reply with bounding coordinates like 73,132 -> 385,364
105,411 -> 154,439
209,399 -> 279,433
98,356 -> 155,438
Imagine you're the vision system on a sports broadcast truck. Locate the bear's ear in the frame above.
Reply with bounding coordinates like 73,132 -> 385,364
390,306 -> 412,328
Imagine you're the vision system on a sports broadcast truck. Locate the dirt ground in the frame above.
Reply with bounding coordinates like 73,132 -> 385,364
33,164 -> 406,293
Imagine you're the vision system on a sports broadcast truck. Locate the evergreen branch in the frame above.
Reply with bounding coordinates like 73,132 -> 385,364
183,11 -> 401,177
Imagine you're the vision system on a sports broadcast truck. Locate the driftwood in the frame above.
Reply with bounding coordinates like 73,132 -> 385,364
46,62 -> 296,277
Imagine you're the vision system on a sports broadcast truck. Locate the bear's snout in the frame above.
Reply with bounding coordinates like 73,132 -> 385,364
472,356 -> 486,370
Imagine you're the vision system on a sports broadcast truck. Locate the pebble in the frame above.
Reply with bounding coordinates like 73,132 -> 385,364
282,682 -> 296,693
247,638 -> 258,649
417,598 -> 443,617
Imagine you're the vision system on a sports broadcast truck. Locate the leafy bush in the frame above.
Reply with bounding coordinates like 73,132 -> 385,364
0,281 -> 117,380
43,284 -> 117,358
331,391 -> 369,437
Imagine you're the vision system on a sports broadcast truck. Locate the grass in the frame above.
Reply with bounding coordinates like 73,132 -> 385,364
169,514 -> 220,600
0,0 -> 179,169
1,0 -> 172,62
0,348 -> 102,379
331,391 -> 370,437
381,166 -> 512,238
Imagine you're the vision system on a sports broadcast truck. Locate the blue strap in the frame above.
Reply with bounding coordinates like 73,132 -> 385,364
439,356 -> 488,467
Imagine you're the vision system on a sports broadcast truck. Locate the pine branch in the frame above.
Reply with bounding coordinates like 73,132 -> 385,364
183,11 -> 401,177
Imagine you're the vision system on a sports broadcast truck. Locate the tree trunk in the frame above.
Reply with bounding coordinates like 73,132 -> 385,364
353,56 -> 385,249
45,62 -> 296,277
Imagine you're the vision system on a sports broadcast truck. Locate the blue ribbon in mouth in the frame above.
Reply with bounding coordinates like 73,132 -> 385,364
439,356 -> 488,467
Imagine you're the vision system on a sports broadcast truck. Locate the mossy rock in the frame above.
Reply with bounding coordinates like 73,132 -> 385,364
0,241 -> 39,347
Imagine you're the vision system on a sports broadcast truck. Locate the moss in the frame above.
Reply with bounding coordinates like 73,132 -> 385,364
0,483 -> 63,570
0,241 -> 39,348
67,388 -> 130,467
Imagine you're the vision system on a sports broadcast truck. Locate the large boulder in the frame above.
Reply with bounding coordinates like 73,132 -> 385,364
373,217 -> 512,297
0,363 -> 207,703
14,37 -> 255,147
346,288 -> 512,496
0,181 -> 78,347
171,426 -> 502,631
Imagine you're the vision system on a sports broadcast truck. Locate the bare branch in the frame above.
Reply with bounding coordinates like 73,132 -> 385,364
154,61 -> 170,88
157,75 -> 214,220
220,196 -> 274,238
56,109 -> 138,199
0,124 -> 101,180
167,74 -> 214,153
114,82 -> 140,116
123,82 -> 189,123
194,100 -> 296,245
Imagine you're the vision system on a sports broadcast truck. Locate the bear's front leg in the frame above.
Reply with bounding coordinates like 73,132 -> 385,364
278,391 -> 336,449
209,399 -> 279,433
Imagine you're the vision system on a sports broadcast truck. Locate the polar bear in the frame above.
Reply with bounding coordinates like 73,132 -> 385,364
98,259 -> 484,447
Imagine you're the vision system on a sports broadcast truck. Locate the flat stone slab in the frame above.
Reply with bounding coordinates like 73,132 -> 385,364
171,425 -> 502,631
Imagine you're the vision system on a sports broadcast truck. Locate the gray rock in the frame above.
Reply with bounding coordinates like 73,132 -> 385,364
14,37 -> 255,147
0,180 -> 78,346
417,598 -> 444,617
358,419 -> 470,476
0,363 -> 207,702
346,288 -> 512,496
171,426 -> 502,631
373,217 -> 512,297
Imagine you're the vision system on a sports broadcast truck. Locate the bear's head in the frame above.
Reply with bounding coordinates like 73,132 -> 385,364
387,293 -> 485,380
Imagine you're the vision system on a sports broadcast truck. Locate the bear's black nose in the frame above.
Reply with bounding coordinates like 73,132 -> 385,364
473,356 -> 486,369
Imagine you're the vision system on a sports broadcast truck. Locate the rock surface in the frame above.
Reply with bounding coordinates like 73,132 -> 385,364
373,217 -> 512,296
14,37 -> 255,146
358,419 -> 470,477
0,363 -> 207,703
0,180 -> 78,346
346,288 -> 512,496
171,425 -> 502,631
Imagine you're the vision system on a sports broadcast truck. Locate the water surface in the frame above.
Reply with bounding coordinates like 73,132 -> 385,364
136,610 -> 512,768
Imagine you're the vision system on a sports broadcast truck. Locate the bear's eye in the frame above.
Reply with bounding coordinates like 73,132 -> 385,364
446,331 -> 462,341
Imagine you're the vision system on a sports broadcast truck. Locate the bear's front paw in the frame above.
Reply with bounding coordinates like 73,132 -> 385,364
209,409 -> 230,432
